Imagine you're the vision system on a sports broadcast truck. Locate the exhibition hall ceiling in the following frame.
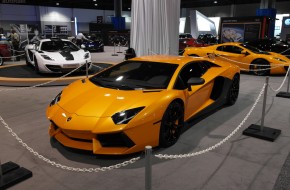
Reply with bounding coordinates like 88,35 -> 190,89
3,0 -> 290,10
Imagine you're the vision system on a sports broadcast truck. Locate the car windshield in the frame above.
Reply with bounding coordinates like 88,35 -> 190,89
90,61 -> 178,90
240,43 -> 268,54
41,40 -> 79,52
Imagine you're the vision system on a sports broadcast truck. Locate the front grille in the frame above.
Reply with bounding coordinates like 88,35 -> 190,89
98,133 -> 135,148
67,136 -> 92,143
46,65 -> 62,72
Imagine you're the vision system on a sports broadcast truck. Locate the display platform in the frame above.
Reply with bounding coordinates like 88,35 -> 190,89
0,63 -> 112,87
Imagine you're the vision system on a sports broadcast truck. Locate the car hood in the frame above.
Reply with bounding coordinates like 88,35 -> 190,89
42,50 -> 87,61
58,80 -> 167,117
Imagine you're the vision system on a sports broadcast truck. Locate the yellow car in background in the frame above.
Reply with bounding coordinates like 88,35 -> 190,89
183,42 -> 290,76
47,55 -> 240,155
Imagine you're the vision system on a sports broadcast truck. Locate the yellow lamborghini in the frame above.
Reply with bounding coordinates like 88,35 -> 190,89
183,42 -> 290,76
46,55 -> 240,155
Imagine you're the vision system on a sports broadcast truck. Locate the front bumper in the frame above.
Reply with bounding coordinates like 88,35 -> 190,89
47,107 -> 160,155
45,62 -> 92,73
270,64 -> 290,75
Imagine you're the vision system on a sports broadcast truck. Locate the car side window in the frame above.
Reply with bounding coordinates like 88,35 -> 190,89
174,61 -> 210,90
216,45 -> 224,51
216,45 -> 243,54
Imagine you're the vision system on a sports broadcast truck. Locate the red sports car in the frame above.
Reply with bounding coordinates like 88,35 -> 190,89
179,33 -> 209,54
0,40 -> 12,66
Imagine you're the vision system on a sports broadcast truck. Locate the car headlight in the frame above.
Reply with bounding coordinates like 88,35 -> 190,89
273,57 -> 286,62
84,53 -> 90,59
50,92 -> 62,106
41,54 -> 54,61
111,107 -> 145,125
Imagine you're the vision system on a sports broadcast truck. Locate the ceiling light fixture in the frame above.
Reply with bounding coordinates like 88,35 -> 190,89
214,1 -> 217,3
94,3 -> 98,6
56,2 -> 59,6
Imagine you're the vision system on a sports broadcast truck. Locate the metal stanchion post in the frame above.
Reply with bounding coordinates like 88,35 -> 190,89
145,146 -> 152,190
287,71 -> 290,93
117,42 -> 122,53
243,77 -> 281,141
260,77 -> 269,132
86,60 -> 88,78
112,43 -> 118,56
276,67 -> 290,98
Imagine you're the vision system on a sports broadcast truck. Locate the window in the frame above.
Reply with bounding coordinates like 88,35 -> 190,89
90,61 -> 178,90
174,61 -> 213,90
216,45 -> 243,54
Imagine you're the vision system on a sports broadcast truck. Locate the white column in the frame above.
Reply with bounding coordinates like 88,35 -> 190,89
130,0 -> 180,56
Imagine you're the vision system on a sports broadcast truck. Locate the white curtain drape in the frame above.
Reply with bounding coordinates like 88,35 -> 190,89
131,0 -> 181,56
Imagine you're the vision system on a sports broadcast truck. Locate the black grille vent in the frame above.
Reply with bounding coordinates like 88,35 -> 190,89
98,133 -> 135,148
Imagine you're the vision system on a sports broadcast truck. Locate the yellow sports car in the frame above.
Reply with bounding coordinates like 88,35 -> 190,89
46,55 -> 240,155
183,42 -> 290,76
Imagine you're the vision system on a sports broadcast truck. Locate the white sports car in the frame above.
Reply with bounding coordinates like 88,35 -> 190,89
25,38 -> 92,73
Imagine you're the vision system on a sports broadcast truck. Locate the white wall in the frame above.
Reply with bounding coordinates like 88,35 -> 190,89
0,4 -> 38,21
0,4 -> 132,35
186,1 -> 290,18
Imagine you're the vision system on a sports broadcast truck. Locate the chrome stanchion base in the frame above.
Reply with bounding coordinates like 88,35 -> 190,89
243,124 -> 281,142
276,92 -> 290,99
0,162 -> 32,190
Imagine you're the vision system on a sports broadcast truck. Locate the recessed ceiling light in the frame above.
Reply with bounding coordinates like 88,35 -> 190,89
56,2 -> 59,6
214,1 -> 217,3
128,8 -> 131,10
93,0 -> 96,1
94,3 -> 98,6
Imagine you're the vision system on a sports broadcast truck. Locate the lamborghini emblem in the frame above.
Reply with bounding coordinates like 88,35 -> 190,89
67,117 -> 72,122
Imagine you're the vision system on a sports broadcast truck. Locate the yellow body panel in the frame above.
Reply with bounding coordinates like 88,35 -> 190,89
47,55 -> 240,155
183,42 -> 290,74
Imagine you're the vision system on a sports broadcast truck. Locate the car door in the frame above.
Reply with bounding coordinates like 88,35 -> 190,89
174,61 -> 216,120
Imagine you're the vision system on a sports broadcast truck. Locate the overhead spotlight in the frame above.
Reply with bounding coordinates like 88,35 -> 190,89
128,7 -> 131,10
56,2 -> 59,6
94,3 -> 98,6
214,1 -> 218,3
93,0 -> 97,1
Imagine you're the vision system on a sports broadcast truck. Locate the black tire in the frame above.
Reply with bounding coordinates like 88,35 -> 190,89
34,57 -> 40,74
250,59 -> 270,76
227,74 -> 240,105
159,101 -> 184,148
0,56 -> 3,66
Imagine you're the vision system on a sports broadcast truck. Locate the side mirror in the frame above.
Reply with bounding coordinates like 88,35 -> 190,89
187,77 -> 205,91
241,50 -> 250,56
